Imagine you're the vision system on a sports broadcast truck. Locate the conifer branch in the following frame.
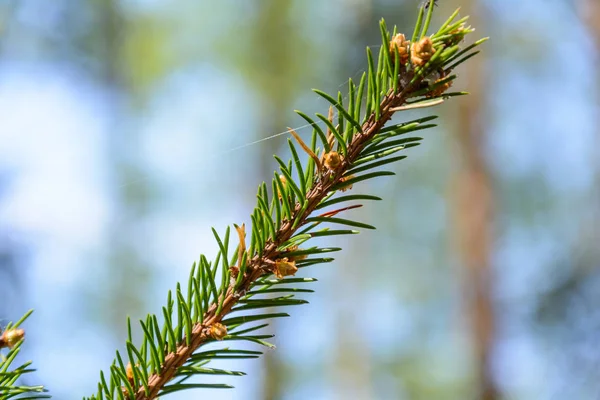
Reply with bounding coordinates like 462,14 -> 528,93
0,311 -> 49,399
71,2 -> 487,399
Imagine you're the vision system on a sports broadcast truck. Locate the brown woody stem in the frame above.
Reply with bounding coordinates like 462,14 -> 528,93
136,80 -> 417,400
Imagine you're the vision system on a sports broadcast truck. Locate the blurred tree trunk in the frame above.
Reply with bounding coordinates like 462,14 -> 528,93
449,2 -> 497,399
88,0 -> 152,339
578,0 -> 600,260
245,1 -> 297,398
579,1 -> 600,63
332,2 -> 375,398
331,1 -> 416,398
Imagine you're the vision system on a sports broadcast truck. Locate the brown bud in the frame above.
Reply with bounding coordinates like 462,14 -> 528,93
0,328 -> 25,349
286,245 -> 307,261
229,265 -> 240,279
411,37 -> 436,67
339,175 -> 355,192
126,362 -> 135,381
209,323 -> 228,341
323,151 -> 343,171
274,257 -> 298,279
428,77 -> 453,98
422,68 -> 453,98
229,265 -> 240,286
277,174 -> 287,199
121,362 -> 137,395
449,26 -> 466,45
389,33 -> 410,65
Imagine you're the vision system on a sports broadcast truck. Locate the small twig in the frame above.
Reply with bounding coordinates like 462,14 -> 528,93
234,224 -> 246,267
318,204 -> 363,218
288,127 -> 322,172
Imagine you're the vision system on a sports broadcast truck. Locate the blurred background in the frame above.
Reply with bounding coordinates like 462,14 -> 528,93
0,0 -> 598,399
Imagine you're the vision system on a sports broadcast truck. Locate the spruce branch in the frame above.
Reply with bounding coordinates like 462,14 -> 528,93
0,311 -> 49,399
84,2 -> 487,399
